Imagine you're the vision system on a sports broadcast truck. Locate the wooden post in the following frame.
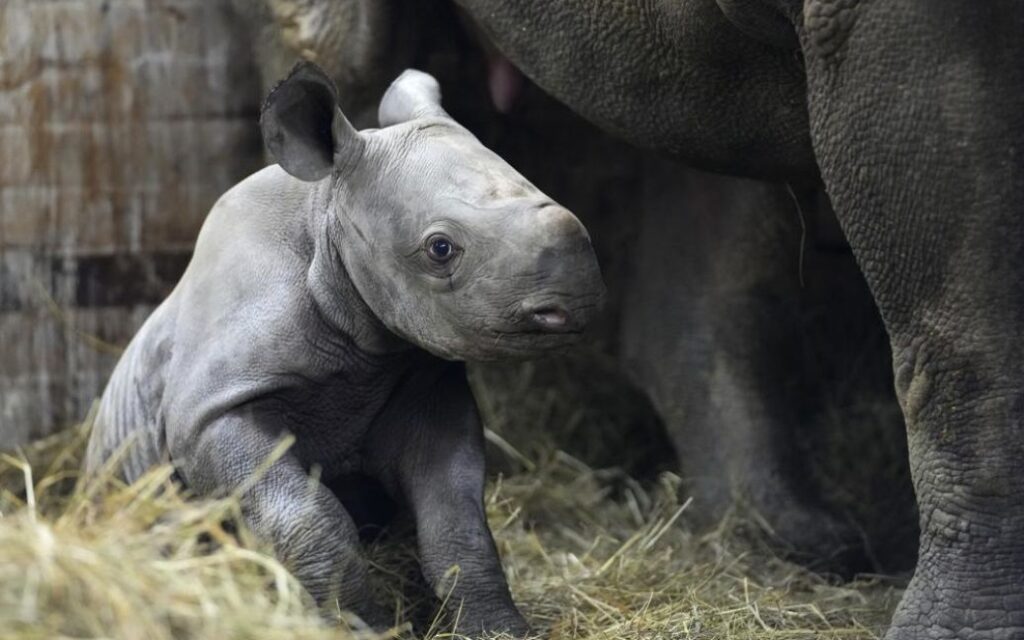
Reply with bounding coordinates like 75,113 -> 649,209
0,0 -> 263,444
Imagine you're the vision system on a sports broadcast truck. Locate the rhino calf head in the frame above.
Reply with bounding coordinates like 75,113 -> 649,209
261,62 -> 605,360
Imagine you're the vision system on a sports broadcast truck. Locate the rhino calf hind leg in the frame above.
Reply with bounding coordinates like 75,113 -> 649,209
803,1 -> 1024,636
181,415 -> 387,627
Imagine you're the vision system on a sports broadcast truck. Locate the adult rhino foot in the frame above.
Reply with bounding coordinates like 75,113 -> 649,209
748,498 -> 870,578
685,476 -> 871,576
884,555 -> 1024,640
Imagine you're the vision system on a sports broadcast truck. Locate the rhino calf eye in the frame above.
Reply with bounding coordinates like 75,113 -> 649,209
426,234 -> 456,262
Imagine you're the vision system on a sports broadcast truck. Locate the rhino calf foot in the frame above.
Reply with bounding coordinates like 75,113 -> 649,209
453,610 -> 531,639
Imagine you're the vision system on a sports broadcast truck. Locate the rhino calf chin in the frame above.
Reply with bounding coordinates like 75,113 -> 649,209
84,62 -> 604,636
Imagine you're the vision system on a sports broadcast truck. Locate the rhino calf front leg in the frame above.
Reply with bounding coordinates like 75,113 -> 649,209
412,452 -> 527,636
368,364 -> 529,637
181,413 -> 386,626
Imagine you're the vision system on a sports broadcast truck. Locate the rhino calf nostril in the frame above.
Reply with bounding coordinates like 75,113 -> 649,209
529,306 -> 570,330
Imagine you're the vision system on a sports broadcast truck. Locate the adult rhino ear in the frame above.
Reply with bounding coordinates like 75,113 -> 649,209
260,61 -> 364,181
378,69 -> 448,126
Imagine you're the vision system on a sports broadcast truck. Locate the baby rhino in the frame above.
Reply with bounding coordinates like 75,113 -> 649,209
84,63 -> 604,636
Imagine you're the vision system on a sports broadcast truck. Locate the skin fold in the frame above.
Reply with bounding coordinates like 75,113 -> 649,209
83,63 -> 605,637
452,0 -> 1024,638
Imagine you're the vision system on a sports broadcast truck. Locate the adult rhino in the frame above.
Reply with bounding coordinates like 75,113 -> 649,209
453,1 -> 1024,638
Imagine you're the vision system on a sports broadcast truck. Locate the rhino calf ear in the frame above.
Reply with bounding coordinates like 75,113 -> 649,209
260,61 -> 362,181
379,69 -> 448,127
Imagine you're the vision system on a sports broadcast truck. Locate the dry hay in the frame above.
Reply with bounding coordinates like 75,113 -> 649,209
0,379 -> 904,639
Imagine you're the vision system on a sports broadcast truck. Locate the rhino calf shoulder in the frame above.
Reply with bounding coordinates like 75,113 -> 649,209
84,63 -> 604,636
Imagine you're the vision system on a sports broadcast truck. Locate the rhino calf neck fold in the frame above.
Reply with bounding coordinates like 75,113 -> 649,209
84,63 -> 604,637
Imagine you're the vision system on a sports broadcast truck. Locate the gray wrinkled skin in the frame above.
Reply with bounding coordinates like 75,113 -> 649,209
84,64 -> 604,637
455,0 -> 1024,638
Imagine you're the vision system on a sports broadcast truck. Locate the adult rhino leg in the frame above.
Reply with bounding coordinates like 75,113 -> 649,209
801,1 -> 1024,636
620,164 -> 862,569
232,0 -> 414,124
